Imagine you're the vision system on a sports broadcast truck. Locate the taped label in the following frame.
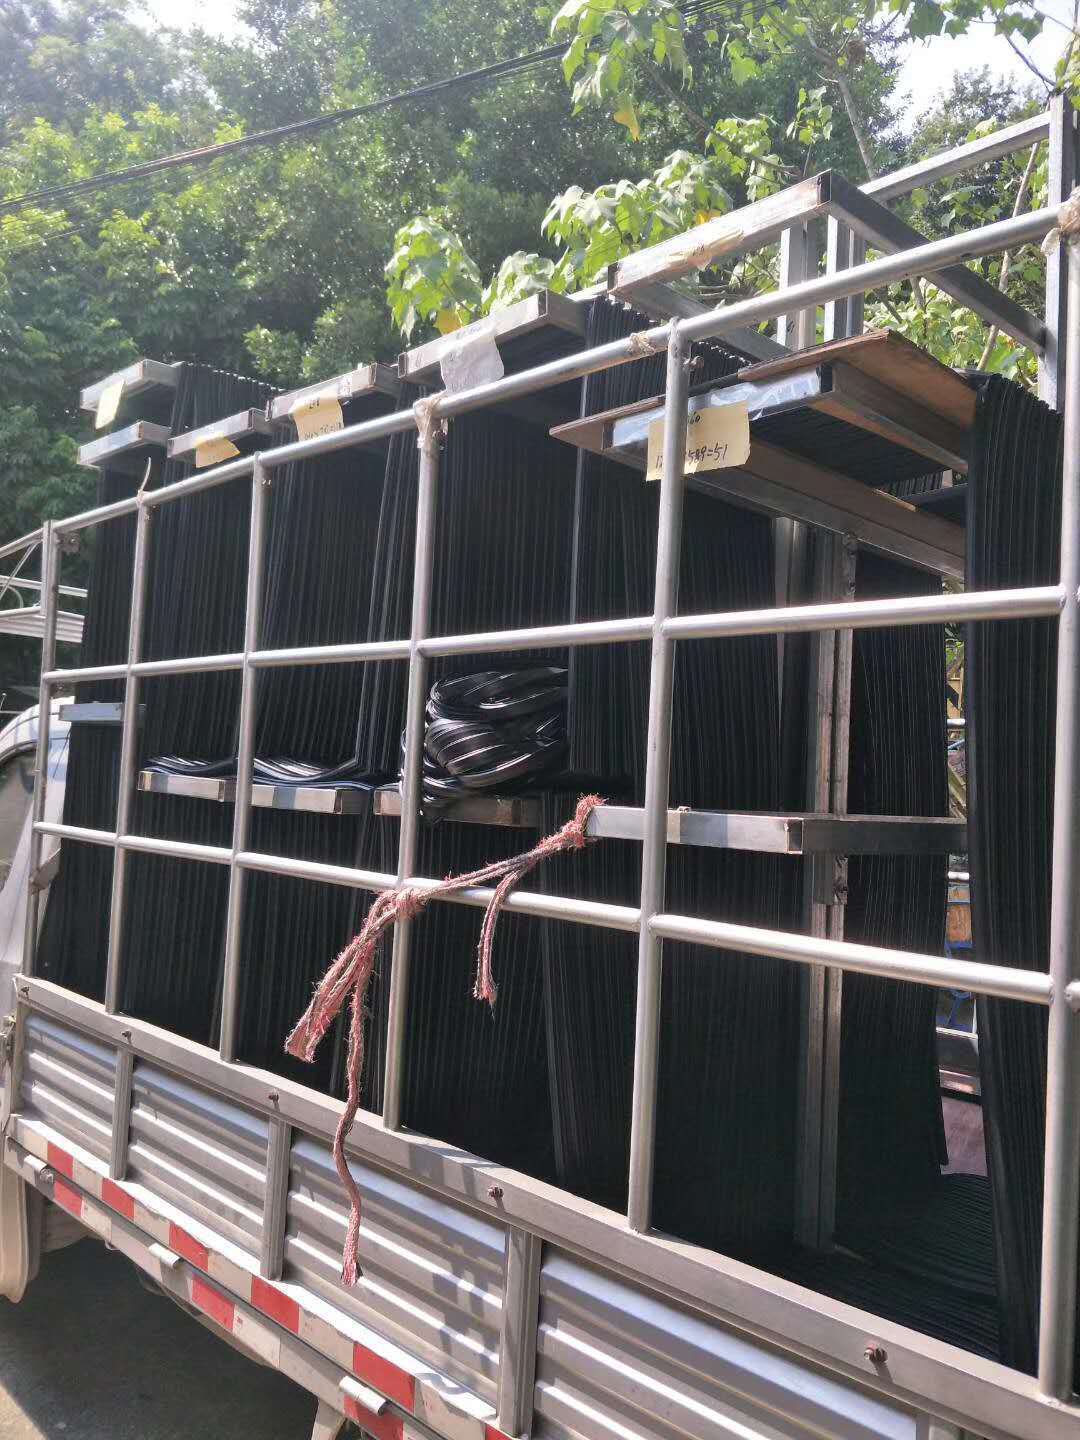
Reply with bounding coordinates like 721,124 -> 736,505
194,435 -> 241,468
439,325 -> 504,394
290,392 -> 344,440
95,379 -> 124,429
646,402 -> 750,482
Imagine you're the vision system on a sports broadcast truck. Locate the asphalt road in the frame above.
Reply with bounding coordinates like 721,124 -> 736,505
0,1237 -> 319,1439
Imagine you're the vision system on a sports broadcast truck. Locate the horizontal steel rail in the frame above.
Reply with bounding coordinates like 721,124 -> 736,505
37,586 -> 1067,689
649,914 -> 1051,1004
863,111 -> 1050,201
32,816 -> 1050,1004
0,529 -> 43,565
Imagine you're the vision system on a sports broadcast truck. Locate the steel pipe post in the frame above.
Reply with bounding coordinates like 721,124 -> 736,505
104,498 -> 152,1014
1037,229 -> 1080,1399
218,460 -> 270,1062
382,409 -> 442,1132
22,523 -> 60,977
1040,94 -> 1076,409
627,321 -> 688,1232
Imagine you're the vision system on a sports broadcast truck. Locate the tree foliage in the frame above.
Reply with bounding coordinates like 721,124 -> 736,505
0,0 -> 1071,597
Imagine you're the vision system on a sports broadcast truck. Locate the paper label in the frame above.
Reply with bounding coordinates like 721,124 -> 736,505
439,325 -> 505,394
95,379 -> 124,429
646,402 -> 750,481
194,435 -> 241,468
289,392 -> 344,440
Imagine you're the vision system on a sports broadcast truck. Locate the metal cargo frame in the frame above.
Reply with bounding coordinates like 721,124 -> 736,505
7,102 -> 1080,1440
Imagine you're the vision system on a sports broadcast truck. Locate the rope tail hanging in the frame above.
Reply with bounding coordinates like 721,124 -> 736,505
285,793 -> 604,1285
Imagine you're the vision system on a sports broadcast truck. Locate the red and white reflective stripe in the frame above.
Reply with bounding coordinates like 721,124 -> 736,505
10,1123 -> 513,1440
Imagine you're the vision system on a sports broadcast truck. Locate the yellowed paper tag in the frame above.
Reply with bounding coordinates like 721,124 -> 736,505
95,379 -> 124,429
290,392 -> 344,440
646,402 -> 750,481
194,435 -> 241,469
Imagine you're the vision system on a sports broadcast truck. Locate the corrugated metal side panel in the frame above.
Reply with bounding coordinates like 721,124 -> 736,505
20,1014 -> 115,1164
127,1060 -> 267,1255
535,1251 -> 921,1440
286,1135 -> 504,1403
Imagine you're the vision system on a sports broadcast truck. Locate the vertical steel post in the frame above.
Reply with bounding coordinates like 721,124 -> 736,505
794,536 -> 838,1248
1040,94 -> 1076,410
219,459 -> 270,1063
109,1047 -> 134,1180
22,524 -> 60,977
778,222 -> 820,350
382,408 -> 442,1132
824,221 -> 866,343
104,498 -> 152,1014
261,1116 -> 292,1280
1036,229 -> 1080,1400
497,1227 -> 542,1435
627,321 -> 688,1232
817,535 -> 856,1243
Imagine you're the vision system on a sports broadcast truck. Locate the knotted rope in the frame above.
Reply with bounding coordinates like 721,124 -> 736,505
1041,184 -> 1080,255
285,793 -> 604,1285
627,330 -> 661,357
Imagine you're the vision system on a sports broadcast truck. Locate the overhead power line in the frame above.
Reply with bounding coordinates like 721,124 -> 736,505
0,0 -> 763,219
0,44 -> 564,217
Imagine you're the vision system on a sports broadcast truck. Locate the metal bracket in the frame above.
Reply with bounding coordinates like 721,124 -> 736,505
811,854 -> 849,907
57,532 -> 81,556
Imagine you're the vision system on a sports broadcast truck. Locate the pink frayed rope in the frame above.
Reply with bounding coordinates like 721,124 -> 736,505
285,793 -> 604,1285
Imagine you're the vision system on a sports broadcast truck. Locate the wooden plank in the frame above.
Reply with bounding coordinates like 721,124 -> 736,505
735,330 -> 976,430
398,291 -> 585,385
818,364 -> 969,473
78,422 -> 171,470
265,362 -> 399,422
608,176 -> 829,295
80,359 -> 180,412
167,409 -> 273,460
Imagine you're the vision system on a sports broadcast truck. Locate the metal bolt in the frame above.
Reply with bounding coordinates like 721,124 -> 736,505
487,1184 -> 503,1202
120,1029 -> 131,1042
268,1091 -> 280,1105
39,1168 -> 55,1187
864,1342 -> 887,1365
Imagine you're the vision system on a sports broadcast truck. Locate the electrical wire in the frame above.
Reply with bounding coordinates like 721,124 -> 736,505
0,0 -> 772,222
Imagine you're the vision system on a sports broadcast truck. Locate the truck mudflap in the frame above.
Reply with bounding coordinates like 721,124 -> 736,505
5,1007 -> 953,1440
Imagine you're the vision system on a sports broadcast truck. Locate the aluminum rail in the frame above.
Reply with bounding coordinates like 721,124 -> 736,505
33,808 -> 1053,1004
863,111 -> 1050,201
0,575 -> 86,600
44,652 -> 246,684
649,914 -> 1051,1005
0,529 -> 43,565
235,849 -> 641,932
46,204 -> 1059,545
1037,226 -> 1080,1400
40,587 -> 1059,693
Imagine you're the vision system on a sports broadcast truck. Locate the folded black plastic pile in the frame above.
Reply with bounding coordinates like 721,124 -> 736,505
415,667 -> 568,812
348,388 -> 580,1169
41,315 -> 989,1352
965,375 -> 1067,1378
39,363 -> 276,1008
